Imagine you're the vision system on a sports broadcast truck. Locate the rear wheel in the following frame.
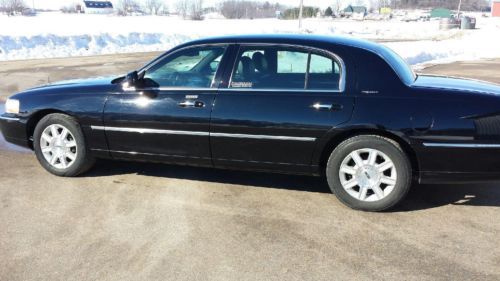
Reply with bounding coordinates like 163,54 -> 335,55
33,113 -> 95,176
326,135 -> 411,211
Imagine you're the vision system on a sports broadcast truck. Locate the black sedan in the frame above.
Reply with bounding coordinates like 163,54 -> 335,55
1,34 -> 500,211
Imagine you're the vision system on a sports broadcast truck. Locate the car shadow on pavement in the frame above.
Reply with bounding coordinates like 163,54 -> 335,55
390,182 -> 500,212
87,159 -> 332,194
87,160 -> 500,211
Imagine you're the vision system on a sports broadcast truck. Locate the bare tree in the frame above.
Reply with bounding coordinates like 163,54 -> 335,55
116,0 -> 138,15
144,0 -> 163,15
61,5 -> 77,13
0,0 -> 26,15
190,0 -> 203,20
175,0 -> 203,20
394,0 -> 488,10
331,0 -> 347,15
175,0 -> 189,18
220,0 -> 245,19
377,0 -> 390,8
220,0 -> 284,19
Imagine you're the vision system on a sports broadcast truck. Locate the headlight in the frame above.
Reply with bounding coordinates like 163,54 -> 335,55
5,99 -> 20,114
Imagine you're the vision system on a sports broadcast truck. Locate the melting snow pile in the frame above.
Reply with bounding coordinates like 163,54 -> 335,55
1,12 -> 499,67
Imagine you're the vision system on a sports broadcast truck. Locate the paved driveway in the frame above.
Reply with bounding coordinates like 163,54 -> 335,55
1,55 -> 500,281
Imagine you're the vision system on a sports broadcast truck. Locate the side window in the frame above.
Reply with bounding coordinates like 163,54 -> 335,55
277,51 -> 308,74
144,46 -> 226,88
231,47 -> 309,89
230,46 -> 342,91
231,49 -> 265,88
307,53 -> 341,90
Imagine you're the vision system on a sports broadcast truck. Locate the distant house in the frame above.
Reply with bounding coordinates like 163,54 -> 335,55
342,5 -> 367,17
380,7 -> 392,15
342,5 -> 367,20
81,1 -> 114,14
493,0 -> 500,17
430,8 -> 451,18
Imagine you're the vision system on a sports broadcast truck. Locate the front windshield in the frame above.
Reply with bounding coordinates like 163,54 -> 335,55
379,46 -> 417,86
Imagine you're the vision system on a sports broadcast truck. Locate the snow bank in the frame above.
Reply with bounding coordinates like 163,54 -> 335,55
1,12 -> 499,67
386,17 -> 500,68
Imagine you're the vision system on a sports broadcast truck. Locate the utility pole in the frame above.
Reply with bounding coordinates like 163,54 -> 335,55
457,0 -> 462,16
298,0 -> 304,28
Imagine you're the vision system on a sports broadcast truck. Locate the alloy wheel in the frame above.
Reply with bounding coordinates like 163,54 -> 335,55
40,124 -> 78,169
339,148 -> 397,202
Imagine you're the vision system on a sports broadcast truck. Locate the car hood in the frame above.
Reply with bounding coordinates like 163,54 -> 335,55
28,76 -> 118,91
412,75 -> 500,95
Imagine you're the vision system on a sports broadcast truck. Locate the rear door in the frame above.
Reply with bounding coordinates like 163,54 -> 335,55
210,44 -> 354,173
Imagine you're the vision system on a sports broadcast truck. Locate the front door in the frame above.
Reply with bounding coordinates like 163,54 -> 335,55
102,45 -> 228,166
210,45 -> 354,173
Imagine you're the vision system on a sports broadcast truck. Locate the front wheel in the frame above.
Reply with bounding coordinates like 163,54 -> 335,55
326,135 -> 412,211
33,113 -> 95,177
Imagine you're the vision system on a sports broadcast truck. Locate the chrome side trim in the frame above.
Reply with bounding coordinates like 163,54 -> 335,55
210,132 -> 316,142
91,148 -> 210,159
90,125 -> 316,141
90,126 -> 209,136
0,116 -> 20,121
423,142 -> 500,148
213,157 -> 310,166
91,125 -> 105,130
218,88 -> 341,94
122,87 -> 219,92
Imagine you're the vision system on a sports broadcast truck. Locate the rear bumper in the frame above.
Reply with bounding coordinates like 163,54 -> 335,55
416,142 -> 500,183
419,171 -> 500,184
0,115 -> 30,148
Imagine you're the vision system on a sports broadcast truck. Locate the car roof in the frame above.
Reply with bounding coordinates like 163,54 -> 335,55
147,34 -> 416,86
176,34 -> 384,53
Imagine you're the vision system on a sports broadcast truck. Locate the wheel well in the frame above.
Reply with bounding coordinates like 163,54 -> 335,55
26,109 -> 67,149
319,129 -> 419,175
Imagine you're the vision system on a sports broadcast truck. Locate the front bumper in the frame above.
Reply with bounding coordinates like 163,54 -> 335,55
0,114 -> 30,148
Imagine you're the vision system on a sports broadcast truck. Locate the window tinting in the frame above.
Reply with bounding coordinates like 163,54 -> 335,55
307,54 -> 341,90
144,46 -> 225,88
277,51 -> 308,74
230,46 -> 342,91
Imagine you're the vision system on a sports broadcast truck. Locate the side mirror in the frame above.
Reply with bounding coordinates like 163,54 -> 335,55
122,71 -> 140,89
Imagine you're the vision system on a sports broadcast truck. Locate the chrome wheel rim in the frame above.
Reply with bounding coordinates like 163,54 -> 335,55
40,124 -> 78,169
339,148 -> 397,202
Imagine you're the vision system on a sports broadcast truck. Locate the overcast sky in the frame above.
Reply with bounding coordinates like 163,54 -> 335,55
33,0 -> 346,10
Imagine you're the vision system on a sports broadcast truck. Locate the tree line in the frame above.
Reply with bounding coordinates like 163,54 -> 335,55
0,0 -> 27,15
390,0 -> 489,11
2,0 -> 491,18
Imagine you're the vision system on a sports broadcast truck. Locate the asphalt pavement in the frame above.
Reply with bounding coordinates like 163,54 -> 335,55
1,54 -> 500,281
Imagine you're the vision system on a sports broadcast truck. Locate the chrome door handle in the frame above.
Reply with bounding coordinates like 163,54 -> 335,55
178,100 -> 205,108
311,103 -> 343,111
178,100 -> 195,107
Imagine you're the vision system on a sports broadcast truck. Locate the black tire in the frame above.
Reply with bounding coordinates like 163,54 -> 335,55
326,135 -> 412,211
33,113 -> 95,177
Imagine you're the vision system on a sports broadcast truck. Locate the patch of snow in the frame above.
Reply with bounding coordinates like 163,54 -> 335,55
1,12 -> 499,67
387,17 -> 500,68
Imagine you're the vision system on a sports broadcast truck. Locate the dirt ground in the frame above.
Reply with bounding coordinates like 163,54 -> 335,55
1,53 -> 500,281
